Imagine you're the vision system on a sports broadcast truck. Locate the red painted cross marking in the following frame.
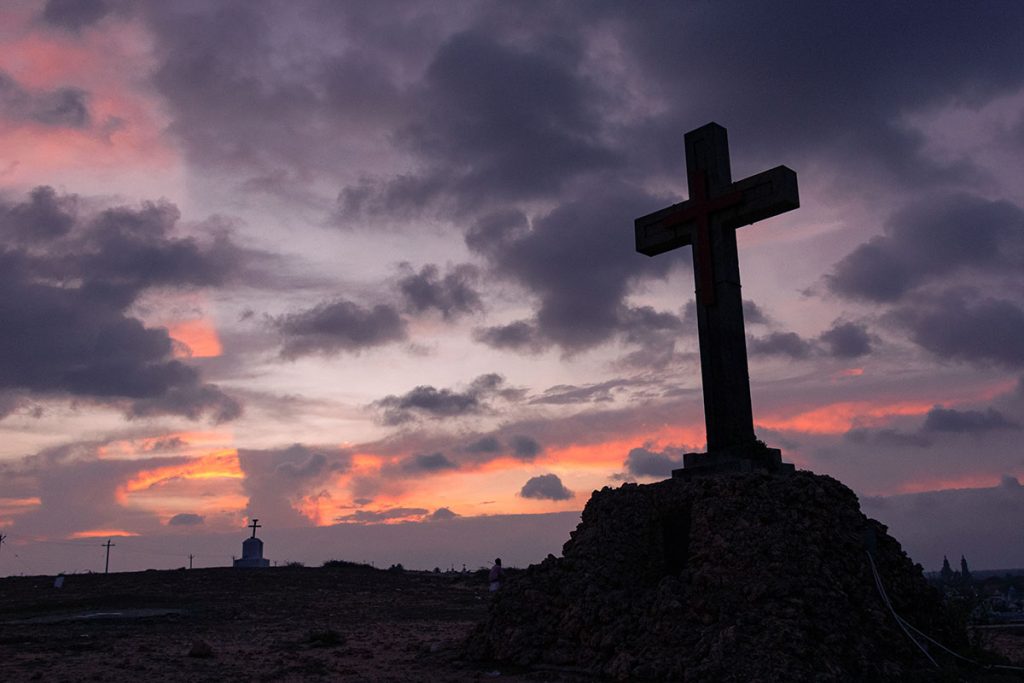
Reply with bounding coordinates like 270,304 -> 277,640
666,170 -> 742,306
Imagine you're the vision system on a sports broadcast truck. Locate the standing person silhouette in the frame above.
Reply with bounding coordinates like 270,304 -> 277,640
489,558 -> 503,592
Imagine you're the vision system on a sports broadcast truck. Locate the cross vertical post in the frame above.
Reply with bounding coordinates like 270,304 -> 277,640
685,124 -> 754,451
634,122 -> 799,474
249,518 -> 261,539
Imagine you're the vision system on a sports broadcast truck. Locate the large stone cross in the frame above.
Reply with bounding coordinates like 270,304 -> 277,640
249,518 -> 261,538
635,123 -> 798,471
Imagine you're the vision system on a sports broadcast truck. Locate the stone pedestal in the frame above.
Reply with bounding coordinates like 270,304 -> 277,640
465,471 -> 966,681
672,440 -> 794,480
233,536 -> 270,568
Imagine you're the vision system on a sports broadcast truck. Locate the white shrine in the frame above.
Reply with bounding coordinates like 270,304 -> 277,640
233,518 -> 270,568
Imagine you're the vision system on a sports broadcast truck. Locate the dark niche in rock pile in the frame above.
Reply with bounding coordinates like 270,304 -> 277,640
464,471 -> 966,682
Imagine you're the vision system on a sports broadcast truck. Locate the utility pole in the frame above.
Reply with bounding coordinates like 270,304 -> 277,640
189,553 -> 194,570
102,539 -> 115,574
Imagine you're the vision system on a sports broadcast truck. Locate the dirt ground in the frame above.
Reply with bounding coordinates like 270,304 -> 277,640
0,564 -> 559,682
2,565 -> 1023,682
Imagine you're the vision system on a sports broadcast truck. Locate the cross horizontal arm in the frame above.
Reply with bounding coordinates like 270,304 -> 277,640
634,165 -> 798,257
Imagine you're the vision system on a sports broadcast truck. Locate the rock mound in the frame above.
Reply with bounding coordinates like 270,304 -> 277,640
465,471 -> 965,681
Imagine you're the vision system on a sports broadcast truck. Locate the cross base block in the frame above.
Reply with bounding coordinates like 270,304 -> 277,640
672,441 -> 794,480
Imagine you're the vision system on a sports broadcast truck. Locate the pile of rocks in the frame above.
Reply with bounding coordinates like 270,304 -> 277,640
465,471 -> 965,681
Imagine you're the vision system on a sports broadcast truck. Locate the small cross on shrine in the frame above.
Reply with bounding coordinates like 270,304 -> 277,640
235,518 -> 270,568
635,122 -> 799,475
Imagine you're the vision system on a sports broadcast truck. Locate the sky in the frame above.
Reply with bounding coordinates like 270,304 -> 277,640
1,0 -> 1024,576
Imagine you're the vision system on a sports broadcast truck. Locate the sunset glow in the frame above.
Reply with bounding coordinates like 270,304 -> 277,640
3,1 -> 1024,576
169,318 -> 224,358
759,399 -> 935,435
69,529 -> 141,539
120,450 -> 243,496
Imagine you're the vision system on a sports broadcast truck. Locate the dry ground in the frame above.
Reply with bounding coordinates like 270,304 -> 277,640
2,564 -> 1023,682
0,564 -> 556,682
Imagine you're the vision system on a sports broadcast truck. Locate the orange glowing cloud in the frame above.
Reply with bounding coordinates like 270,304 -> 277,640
98,430 -> 233,460
334,423 -> 709,520
1,497 -> 42,527
69,529 -> 140,539
541,425 -> 705,470
120,449 -> 243,498
169,318 -> 223,358
294,492 -> 335,526
760,378 -> 1022,436
335,423 -> 708,519
759,399 -> 934,435
893,474 -> 1018,495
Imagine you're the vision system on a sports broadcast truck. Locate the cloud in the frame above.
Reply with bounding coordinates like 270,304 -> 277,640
457,434 -> 541,462
428,507 -> 458,521
138,2 -> 1024,209
274,299 -> 407,358
743,300 -> 770,326
862,477 -> 1024,569
615,4 -> 1024,189
127,384 -> 242,424
133,3 -> 1024,366
398,452 -> 459,474
749,332 -> 815,359
347,29 -> 620,215
473,320 -> 548,354
0,71 -> 91,128
1,185 -> 77,243
922,407 -> 1020,434
144,2 -> 409,186
750,322 -> 873,361
827,194 -> 1024,303
843,427 -> 933,449
237,444 -> 352,527
818,321 -> 872,359
463,436 -> 501,454
41,0 -> 111,31
892,291 -> 1024,368
618,305 -> 687,354
520,473 -> 573,501
823,194 -> 1024,368
509,435 -> 543,460
840,403 -> 1020,449
357,432 -> 543,504
469,184 -> 675,353
167,512 -> 204,526
464,209 -> 528,257
0,440 -> 186,537
0,187 -> 271,421
372,373 -> 518,425
397,263 -> 482,320
335,507 -> 429,524
622,446 -> 686,478
532,380 -> 626,405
